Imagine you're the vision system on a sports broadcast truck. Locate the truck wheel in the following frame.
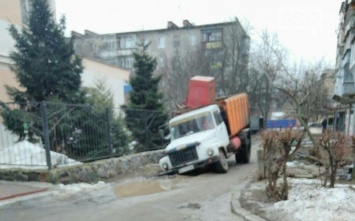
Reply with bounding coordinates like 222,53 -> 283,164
214,149 -> 229,173
236,136 -> 250,164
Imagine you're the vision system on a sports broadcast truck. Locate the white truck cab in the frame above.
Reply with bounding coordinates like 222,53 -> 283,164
159,104 -> 230,174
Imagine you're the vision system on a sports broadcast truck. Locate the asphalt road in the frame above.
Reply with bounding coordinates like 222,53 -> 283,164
0,136 -> 260,221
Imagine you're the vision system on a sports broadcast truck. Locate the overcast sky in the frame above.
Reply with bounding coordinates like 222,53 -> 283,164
55,0 -> 343,65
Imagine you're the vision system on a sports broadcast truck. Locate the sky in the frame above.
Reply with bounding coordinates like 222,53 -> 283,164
55,0 -> 343,65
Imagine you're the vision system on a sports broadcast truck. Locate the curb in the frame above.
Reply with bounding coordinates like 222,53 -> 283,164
0,188 -> 48,201
0,190 -> 54,209
0,181 -> 55,209
230,191 -> 267,221
230,177 -> 268,221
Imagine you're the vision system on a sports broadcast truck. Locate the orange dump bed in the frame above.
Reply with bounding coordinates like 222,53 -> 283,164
222,93 -> 250,137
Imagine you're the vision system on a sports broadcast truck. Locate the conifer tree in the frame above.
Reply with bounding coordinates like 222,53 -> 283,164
1,0 -> 82,142
0,0 -> 130,161
85,80 -> 130,157
124,43 -> 167,151
8,0 -> 83,103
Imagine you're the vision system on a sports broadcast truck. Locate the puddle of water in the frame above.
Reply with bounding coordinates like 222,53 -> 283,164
114,180 -> 174,198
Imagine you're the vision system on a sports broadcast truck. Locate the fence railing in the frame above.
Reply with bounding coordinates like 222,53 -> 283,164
0,101 -> 169,170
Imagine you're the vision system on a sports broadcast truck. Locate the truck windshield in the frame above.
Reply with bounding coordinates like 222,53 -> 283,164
170,113 -> 214,140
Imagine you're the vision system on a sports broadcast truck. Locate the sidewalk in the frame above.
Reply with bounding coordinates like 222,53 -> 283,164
0,180 -> 54,208
230,181 -> 267,221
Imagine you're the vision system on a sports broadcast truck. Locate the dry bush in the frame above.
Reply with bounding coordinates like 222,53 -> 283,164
318,131 -> 352,188
351,136 -> 355,181
261,129 -> 304,200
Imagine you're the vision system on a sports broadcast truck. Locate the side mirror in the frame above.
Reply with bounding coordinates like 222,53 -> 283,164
159,124 -> 171,140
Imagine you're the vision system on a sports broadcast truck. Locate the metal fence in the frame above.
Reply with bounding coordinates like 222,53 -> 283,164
0,101 -> 169,170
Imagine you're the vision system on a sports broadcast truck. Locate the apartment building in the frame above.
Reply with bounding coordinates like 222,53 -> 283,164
72,19 -> 250,71
333,0 -> 355,134
72,19 -> 250,108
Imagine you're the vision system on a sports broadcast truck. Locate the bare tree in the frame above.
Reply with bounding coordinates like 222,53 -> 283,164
262,129 -> 304,200
157,46 -> 211,111
248,31 -> 287,120
318,131 -> 350,188
259,32 -> 330,147
217,18 -> 250,96
158,18 -> 251,110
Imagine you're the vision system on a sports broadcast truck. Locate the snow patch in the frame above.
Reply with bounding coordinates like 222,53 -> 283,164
0,140 -> 82,169
54,181 -> 108,195
267,179 -> 355,221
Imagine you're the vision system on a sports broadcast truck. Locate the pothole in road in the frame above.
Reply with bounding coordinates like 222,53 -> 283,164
178,203 -> 201,210
113,179 -> 176,198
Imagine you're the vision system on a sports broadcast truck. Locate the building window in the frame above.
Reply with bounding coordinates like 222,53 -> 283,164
351,44 -> 355,69
157,54 -> 166,66
173,35 -> 180,48
127,57 -> 134,68
144,39 -> 150,46
101,41 -> 115,50
189,35 -> 196,46
117,56 -> 134,68
344,64 -> 353,83
202,29 -> 222,42
158,37 -> 165,48
21,0 -> 31,25
120,36 -> 136,49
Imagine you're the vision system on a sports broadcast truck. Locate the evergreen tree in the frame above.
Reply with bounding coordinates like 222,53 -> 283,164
124,43 -> 167,151
85,80 -> 130,157
8,0 -> 82,103
0,0 -> 82,143
0,0 -> 130,161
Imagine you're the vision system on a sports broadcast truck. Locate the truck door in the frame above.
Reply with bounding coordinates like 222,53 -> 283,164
213,110 -> 229,145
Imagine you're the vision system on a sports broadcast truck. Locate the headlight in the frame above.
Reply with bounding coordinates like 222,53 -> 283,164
162,162 -> 169,170
207,148 -> 214,156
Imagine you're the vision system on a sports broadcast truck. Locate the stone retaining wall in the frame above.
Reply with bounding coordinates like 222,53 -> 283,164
0,150 -> 165,184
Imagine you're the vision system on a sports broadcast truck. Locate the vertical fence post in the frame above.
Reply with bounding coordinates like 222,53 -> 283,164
348,104 -> 352,135
106,108 -> 113,157
144,110 -> 148,145
41,101 -> 52,170
333,111 -> 336,131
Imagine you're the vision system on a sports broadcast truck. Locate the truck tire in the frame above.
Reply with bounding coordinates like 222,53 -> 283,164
236,133 -> 251,164
214,149 -> 229,173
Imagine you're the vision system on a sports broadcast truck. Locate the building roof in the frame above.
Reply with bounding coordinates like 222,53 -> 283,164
72,20 -> 246,37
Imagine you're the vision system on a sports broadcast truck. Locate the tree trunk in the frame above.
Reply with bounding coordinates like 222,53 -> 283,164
323,166 -> 329,187
329,163 -> 337,188
281,162 -> 288,200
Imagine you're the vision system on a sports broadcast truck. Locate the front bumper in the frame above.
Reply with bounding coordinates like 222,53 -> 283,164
159,156 -> 219,176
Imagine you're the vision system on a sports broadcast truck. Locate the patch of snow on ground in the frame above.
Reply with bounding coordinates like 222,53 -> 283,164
0,140 -> 82,169
54,181 -> 108,195
267,178 -> 355,221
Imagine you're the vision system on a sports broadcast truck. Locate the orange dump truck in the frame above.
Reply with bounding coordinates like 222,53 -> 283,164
159,76 -> 251,174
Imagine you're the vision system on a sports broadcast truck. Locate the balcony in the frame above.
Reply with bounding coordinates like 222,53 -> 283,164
342,49 -> 350,67
204,41 -> 223,49
343,81 -> 355,96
